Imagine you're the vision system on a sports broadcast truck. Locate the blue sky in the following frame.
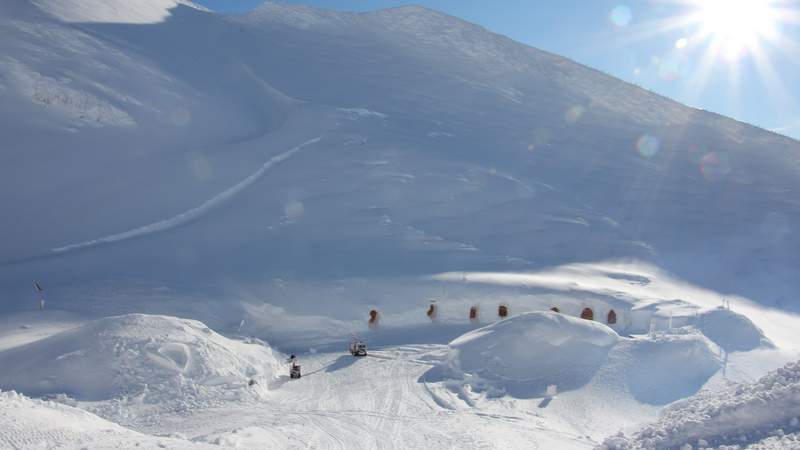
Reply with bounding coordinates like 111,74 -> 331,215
195,0 -> 800,140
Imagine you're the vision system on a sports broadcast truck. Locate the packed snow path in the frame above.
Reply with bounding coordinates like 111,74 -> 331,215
107,346 -> 595,449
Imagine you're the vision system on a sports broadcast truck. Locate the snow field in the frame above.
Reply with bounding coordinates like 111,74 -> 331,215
0,308 -> 796,449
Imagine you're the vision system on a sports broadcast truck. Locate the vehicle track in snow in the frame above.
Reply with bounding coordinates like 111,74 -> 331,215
124,346 -> 592,449
47,136 -> 323,256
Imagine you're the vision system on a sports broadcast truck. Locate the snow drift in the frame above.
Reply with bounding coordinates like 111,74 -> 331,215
601,360 -> 800,449
693,307 -> 774,352
428,311 -> 725,404
618,331 -> 722,405
0,390 -> 212,449
432,312 -> 619,397
0,314 -> 280,402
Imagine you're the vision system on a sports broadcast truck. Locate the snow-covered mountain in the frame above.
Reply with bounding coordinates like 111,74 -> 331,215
3,0 -> 800,317
2,3 -> 800,446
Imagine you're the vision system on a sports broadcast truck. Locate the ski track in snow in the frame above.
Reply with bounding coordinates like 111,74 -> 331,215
141,346 -> 591,449
50,136 -> 322,255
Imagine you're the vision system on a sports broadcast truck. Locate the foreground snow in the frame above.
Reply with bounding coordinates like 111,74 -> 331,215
0,314 -> 598,449
0,310 -> 797,449
0,390 -> 214,449
601,361 -> 800,449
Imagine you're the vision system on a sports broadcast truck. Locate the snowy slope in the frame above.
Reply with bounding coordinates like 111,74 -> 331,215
0,390 -> 215,449
30,0 -> 206,24
601,360 -> 800,449
1,0 -> 800,315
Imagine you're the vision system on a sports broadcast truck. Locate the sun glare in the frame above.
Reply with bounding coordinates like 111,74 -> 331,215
696,0 -> 778,60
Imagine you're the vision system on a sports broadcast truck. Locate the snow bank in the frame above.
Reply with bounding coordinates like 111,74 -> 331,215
694,307 -> 774,352
0,314 -> 280,402
0,389 -> 212,449
601,360 -> 800,449
434,312 -> 619,397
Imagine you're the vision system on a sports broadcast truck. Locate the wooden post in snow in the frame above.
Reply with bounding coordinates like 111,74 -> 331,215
34,281 -> 44,311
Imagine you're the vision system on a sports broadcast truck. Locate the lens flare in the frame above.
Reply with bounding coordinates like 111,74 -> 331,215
564,105 -> 586,123
610,0 -> 795,112
687,143 -> 709,164
610,5 -> 633,27
657,54 -> 688,82
636,135 -> 660,158
700,151 -> 731,181
284,200 -> 305,221
189,156 -> 212,181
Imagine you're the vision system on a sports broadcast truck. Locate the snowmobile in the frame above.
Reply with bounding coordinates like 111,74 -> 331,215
288,354 -> 301,379
349,339 -> 367,357
290,363 -> 301,379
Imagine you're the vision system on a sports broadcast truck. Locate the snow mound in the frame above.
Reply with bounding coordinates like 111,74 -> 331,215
0,314 -> 280,402
432,312 -> 619,397
601,360 -> 800,449
619,332 -> 722,405
694,307 -> 775,352
31,0 -> 205,24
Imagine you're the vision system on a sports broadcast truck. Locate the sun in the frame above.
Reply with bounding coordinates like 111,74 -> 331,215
606,0 -> 797,109
694,0 -> 779,60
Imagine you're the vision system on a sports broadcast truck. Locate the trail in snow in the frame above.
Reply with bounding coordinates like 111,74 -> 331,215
135,346 -> 593,449
49,137 -> 322,255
